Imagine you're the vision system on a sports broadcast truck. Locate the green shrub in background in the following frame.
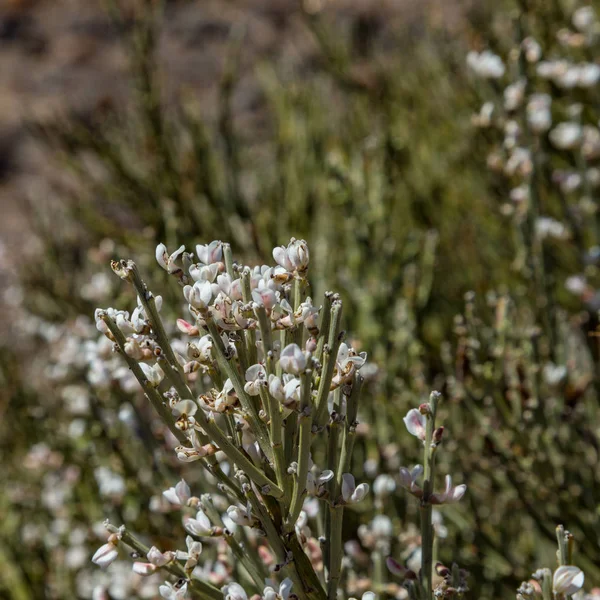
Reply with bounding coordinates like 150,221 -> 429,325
2,0 -> 600,598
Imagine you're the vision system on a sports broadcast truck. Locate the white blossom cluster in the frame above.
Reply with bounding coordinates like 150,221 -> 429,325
88,239 -> 470,600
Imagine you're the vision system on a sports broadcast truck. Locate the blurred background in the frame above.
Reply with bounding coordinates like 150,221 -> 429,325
2,0 -> 599,599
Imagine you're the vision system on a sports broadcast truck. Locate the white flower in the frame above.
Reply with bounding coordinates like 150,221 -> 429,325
176,536 -> 203,570
175,432 -> 209,462
371,515 -> 393,538
543,363 -> 568,386
471,101 -> 494,128
467,50 -> 505,79
184,509 -> 212,537
91,541 -> 119,569
430,475 -> 467,505
196,240 -> 223,265
279,344 -> 307,374
505,147 -> 532,177
307,466 -> 334,496
160,581 -> 189,599
553,565 -> 585,596
403,408 -> 427,441
283,378 -> 301,405
287,239 -> 310,271
139,362 -> 164,387
398,465 -> 423,498
222,582 -> 248,600
578,63 -> 600,88
184,281 -> 213,310
162,479 -> 191,507
565,275 -> 587,296
373,474 -> 397,498
156,244 -> 186,274
550,123 -> 582,150
268,375 -> 285,402
172,399 -> 198,417
527,94 -> 552,134
262,578 -> 293,600
147,546 -> 174,567
189,263 -> 220,284
522,37 -> 541,63
252,287 -> 278,311
244,364 -> 267,396
572,6 -> 596,32
341,473 -> 369,504
215,378 -> 238,412
132,561 -> 158,576
333,343 -> 366,386
504,79 -> 526,111
535,217 -> 568,240
227,504 -> 254,527
94,467 -> 126,498
272,246 -> 294,271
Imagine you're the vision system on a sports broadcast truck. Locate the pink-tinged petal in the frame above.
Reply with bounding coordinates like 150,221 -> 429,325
92,542 -> 119,569
147,546 -> 173,567
132,561 -> 157,576
175,479 -> 191,504
403,409 -> 427,440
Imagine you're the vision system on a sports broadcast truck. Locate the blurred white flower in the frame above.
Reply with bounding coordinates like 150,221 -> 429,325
467,50 -> 505,78
550,123 -> 582,150
262,577 -> 293,600
572,6 -> 596,33
159,581 -> 188,599
162,479 -> 191,507
553,565 -> 585,596
222,582 -> 248,600
535,217 -> 568,240
373,474 -> 397,498
504,79 -> 526,111
527,94 -> 552,133
522,37 -> 542,62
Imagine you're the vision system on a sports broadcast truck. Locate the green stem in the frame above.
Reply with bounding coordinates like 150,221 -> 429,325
314,300 -> 344,428
128,261 -> 185,377
287,370 -> 313,530
420,391 -> 440,600
204,315 -> 273,462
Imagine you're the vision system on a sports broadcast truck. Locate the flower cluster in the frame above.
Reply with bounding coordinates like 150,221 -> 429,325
91,239 -> 380,599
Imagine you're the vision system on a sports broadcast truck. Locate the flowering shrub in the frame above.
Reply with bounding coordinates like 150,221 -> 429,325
89,239 -> 472,600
